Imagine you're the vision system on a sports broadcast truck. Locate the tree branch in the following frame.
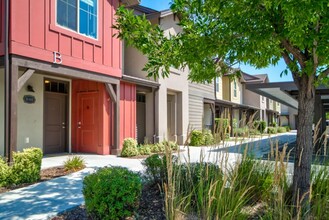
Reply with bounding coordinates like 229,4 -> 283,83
281,39 -> 306,69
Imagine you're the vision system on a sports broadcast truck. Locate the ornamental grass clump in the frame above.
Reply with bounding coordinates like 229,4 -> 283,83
83,166 -> 141,220
63,155 -> 86,171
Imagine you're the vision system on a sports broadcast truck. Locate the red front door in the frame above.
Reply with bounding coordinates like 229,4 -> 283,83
77,92 -> 99,153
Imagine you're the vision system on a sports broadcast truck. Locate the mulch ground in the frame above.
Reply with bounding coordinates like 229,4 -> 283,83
0,166 -> 77,194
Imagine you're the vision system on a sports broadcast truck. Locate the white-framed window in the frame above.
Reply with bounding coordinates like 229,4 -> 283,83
57,0 -> 98,39
233,81 -> 237,97
215,77 -> 220,92
261,96 -> 265,102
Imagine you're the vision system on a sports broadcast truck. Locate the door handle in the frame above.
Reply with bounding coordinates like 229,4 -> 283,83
78,121 -> 81,129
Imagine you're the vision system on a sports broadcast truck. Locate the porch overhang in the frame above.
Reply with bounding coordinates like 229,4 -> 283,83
246,82 -> 298,110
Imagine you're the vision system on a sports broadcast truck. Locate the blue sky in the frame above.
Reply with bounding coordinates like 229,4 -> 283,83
140,0 -> 293,82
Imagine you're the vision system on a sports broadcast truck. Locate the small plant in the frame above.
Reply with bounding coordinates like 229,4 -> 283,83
10,148 -> 43,185
63,156 -> 86,171
267,127 -> 277,134
138,144 -> 151,155
277,126 -> 287,133
284,125 -> 291,132
203,129 -> 214,145
121,138 -> 139,157
190,130 -> 204,146
150,142 -> 165,153
83,166 -> 141,220
0,157 -> 10,187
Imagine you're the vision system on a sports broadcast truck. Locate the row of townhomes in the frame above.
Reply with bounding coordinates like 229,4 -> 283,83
0,1 -> 288,158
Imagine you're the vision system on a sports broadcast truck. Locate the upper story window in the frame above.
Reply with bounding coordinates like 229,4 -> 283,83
262,96 -> 265,102
215,77 -> 220,92
57,0 -> 98,39
233,81 -> 237,97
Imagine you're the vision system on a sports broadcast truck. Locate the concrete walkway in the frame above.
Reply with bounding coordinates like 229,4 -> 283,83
0,133 -> 297,220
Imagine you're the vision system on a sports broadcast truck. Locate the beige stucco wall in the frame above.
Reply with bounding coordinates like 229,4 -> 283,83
0,69 -> 4,156
243,86 -> 261,108
124,44 -> 150,80
230,79 -> 242,104
17,72 -> 44,151
222,77 -> 230,101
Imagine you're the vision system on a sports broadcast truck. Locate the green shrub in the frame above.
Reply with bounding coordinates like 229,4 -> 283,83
190,130 -> 204,146
142,154 -> 168,186
150,142 -> 165,153
63,156 -> 86,171
0,157 -> 10,187
267,127 -> 277,134
203,129 -> 214,145
284,126 -> 291,132
277,126 -> 287,133
138,144 -> 151,155
121,138 -> 139,157
10,148 -> 43,185
83,167 -> 141,220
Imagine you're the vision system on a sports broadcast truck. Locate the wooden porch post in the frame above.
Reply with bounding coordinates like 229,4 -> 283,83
5,61 -> 18,162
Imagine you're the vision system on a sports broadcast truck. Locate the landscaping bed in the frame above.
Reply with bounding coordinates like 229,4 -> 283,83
0,166 -> 80,194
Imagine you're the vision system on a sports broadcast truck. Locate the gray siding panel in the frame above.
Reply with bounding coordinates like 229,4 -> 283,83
188,94 -> 204,131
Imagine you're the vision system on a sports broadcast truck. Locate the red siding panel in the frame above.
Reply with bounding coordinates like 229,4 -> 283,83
59,34 -> 72,56
72,39 -> 83,59
11,0 -> 29,45
120,82 -> 136,148
30,0 -> 45,49
84,43 -> 93,62
9,0 -> 122,77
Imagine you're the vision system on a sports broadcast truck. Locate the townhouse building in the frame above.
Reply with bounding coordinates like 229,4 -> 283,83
0,0 -> 138,158
124,6 -> 189,145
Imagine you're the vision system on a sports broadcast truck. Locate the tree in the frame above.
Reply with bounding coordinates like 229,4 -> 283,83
114,0 -> 329,213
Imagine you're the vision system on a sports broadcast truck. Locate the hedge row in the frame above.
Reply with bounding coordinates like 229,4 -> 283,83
120,138 -> 179,157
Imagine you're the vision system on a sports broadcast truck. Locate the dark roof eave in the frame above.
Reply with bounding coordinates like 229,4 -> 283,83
122,75 -> 160,88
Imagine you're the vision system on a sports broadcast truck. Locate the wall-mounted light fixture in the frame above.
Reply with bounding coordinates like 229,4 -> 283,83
27,85 -> 35,92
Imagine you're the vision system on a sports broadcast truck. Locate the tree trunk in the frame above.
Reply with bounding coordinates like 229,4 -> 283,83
292,76 -> 315,215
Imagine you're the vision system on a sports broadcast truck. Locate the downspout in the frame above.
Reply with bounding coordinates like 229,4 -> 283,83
4,0 -> 10,161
